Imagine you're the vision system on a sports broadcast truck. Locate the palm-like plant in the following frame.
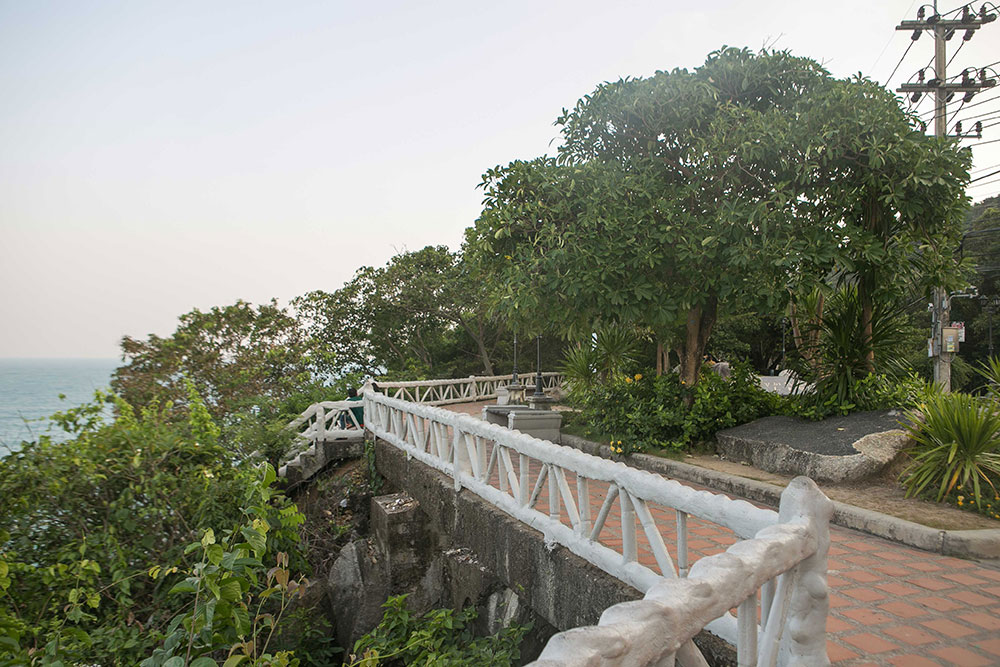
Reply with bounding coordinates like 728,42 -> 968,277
977,356 -> 1000,403
901,392 -> 1000,506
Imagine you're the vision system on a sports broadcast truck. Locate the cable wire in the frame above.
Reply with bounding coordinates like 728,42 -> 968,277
887,40 -> 916,84
969,168 -> 1000,183
968,175 -> 1000,188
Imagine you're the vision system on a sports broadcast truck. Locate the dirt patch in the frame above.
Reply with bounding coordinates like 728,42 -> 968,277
684,453 -> 999,531
292,459 -> 373,575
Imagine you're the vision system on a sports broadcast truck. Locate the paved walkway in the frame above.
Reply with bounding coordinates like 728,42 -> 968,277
443,401 -> 1000,666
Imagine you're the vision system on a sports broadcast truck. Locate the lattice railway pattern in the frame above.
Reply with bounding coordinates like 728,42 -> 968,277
370,372 -> 562,406
365,391 -> 833,667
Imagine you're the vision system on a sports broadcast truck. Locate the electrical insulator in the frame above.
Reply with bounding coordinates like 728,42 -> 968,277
956,121 -> 963,133
911,91 -> 923,103
974,121 -> 983,137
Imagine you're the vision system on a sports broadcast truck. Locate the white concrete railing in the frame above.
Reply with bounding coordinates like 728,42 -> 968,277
369,372 -> 562,406
284,400 -> 364,458
364,390 -> 832,667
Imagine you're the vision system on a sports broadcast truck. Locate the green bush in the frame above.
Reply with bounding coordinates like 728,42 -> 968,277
0,392 -> 307,665
901,392 -> 1000,507
348,595 -> 526,667
580,362 -> 776,450
782,372 -> 936,420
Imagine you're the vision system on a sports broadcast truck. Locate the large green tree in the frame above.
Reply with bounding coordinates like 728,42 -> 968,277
468,47 -> 971,393
469,48 -> 834,391
791,76 -> 971,371
112,299 -> 318,419
295,246 -> 509,379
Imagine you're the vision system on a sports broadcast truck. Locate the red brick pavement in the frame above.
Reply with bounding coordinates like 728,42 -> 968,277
439,401 -> 1000,665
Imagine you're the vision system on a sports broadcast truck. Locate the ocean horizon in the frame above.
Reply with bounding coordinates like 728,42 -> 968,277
0,358 -> 119,452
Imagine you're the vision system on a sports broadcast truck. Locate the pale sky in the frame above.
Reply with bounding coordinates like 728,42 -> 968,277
2,0 -> 998,358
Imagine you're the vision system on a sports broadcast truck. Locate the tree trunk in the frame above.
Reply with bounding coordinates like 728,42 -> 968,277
788,292 -> 824,377
679,299 -> 718,405
455,314 -> 495,376
859,286 -> 875,373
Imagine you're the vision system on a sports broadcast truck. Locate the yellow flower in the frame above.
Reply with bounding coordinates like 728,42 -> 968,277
634,373 -> 642,381
618,440 -> 623,445
624,376 -> 633,383
504,255 -> 512,260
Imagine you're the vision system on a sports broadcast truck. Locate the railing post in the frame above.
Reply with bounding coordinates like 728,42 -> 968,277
314,406 -> 325,442
776,477 -> 833,666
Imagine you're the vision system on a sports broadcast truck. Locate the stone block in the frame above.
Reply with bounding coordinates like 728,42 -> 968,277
371,492 -> 427,589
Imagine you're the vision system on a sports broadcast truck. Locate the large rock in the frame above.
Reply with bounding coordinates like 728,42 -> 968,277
715,410 -> 911,482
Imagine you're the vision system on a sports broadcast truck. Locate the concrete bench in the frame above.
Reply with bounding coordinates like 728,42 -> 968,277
482,405 -> 563,443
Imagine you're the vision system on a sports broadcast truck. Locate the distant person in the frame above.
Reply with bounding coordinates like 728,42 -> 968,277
343,387 -> 364,428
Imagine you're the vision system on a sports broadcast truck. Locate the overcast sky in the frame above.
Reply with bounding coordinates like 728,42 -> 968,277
2,0 -> 998,358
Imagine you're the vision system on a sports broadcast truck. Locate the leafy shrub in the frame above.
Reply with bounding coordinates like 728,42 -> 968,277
142,469 -> 307,667
581,362 -> 776,450
0,392 -> 306,665
349,595 -> 526,667
559,326 -> 642,405
782,372 -> 936,420
977,356 -> 1000,402
793,286 -> 912,410
901,392 -> 1000,506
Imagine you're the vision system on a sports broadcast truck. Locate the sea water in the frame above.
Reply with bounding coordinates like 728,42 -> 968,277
0,358 -> 118,452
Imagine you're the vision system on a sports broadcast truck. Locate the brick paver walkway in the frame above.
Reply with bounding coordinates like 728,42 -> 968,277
442,401 -> 1000,665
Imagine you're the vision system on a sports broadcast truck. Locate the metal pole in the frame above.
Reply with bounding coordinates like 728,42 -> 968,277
512,332 -> 519,384
534,334 -> 545,397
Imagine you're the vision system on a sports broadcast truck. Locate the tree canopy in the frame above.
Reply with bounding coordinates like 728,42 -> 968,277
467,47 -> 971,390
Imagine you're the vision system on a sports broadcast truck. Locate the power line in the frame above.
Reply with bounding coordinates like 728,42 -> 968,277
970,137 -> 1000,147
957,108 -> 1000,123
873,0 -> 918,77
970,168 -> 1000,183
887,40 -> 916,83
971,161 -> 1000,174
922,90 -> 1000,119
969,176 -> 1000,188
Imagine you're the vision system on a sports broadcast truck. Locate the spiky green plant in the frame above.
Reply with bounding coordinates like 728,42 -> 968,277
901,392 -> 1000,506
976,356 -> 1000,403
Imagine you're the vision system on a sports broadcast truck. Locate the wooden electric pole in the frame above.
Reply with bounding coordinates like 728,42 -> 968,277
896,2 -> 996,391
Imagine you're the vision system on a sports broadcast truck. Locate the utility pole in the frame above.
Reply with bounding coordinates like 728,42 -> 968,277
896,2 -> 996,391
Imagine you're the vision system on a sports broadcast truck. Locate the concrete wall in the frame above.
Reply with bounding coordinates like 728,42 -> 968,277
374,438 -> 641,632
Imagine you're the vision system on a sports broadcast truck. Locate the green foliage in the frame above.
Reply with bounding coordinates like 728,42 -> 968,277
142,469 -> 307,667
977,356 -> 1000,402
792,286 -> 916,413
113,300 -> 321,421
348,596 -> 526,667
0,393 -> 305,665
295,246 -> 513,380
559,326 -> 642,404
467,47 -> 969,394
580,362 -> 776,450
901,392 -> 1000,507
560,343 -> 601,404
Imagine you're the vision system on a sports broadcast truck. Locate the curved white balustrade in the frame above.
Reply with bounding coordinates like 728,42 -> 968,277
362,390 -> 832,667
370,372 -> 562,405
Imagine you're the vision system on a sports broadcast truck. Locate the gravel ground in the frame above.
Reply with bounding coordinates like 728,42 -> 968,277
719,409 -> 913,457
